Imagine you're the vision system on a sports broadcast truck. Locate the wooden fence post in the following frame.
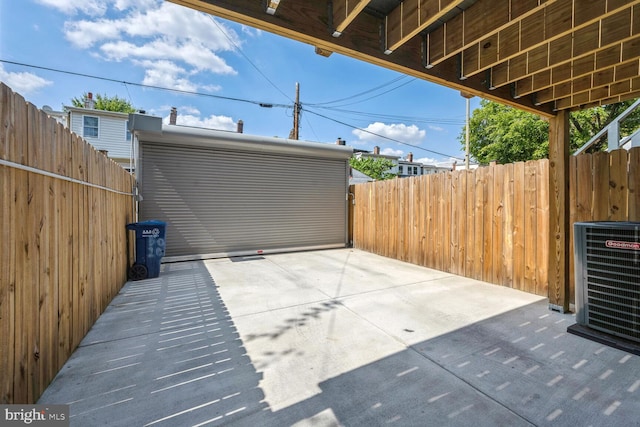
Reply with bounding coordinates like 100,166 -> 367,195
548,111 -> 570,312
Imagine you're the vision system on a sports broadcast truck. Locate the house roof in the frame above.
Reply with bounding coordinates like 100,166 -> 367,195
168,0 -> 640,117
64,106 -> 130,119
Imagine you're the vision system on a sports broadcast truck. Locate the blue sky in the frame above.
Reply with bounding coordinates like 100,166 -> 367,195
0,0 -> 481,164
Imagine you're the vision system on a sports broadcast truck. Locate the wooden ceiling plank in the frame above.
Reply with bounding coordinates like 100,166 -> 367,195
567,90 -> 640,111
489,3 -> 640,90
514,76 -> 534,98
527,44 -> 550,75
518,56 -> 638,99
572,23 -> 600,57
465,1 -> 640,83
426,28 -> 446,66
479,35 -> 499,71
549,34 -> 573,65
554,78 -> 640,110
592,68 -> 615,88
445,13 -> 465,54
427,0 -> 553,68
544,0 -> 573,40
386,0 -> 460,53
333,0 -> 373,36
616,60 -> 640,80
574,0 -> 606,26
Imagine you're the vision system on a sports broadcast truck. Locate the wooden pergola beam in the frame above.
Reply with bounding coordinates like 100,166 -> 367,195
489,7 -> 640,89
426,0 -> 551,68
332,0 -> 372,37
385,0 -> 462,54
548,110 -> 570,312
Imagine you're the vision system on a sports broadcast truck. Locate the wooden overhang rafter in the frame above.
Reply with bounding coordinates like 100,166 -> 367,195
168,0 -> 640,116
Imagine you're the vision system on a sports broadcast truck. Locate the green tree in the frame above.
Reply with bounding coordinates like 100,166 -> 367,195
461,99 -> 549,165
71,93 -> 136,113
461,98 -> 640,164
350,157 -> 397,180
569,99 -> 640,152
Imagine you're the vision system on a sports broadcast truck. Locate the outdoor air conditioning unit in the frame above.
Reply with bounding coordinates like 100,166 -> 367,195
574,222 -> 640,343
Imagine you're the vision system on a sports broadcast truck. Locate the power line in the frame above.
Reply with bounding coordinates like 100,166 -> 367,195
308,77 -> 417,108
303,106 -> 464,160
312,106 -> 465,125
1,59 -> 292,109
205,15 -> 293,102
307,75 -> 410,106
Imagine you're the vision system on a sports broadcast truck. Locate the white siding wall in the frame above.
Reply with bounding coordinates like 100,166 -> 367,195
70,112 -> 131,159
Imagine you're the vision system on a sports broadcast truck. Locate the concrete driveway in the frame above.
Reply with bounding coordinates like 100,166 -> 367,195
39,249 -> 640,426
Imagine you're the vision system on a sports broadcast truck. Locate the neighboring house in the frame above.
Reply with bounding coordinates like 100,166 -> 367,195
64,93 -> 133,171
42,105 -> 67,127
355,146 -> 454,178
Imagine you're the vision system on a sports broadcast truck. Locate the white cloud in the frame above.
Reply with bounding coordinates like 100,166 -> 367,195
380,148 -> 404,157
40,0 -> 240,92
0,65 -> 52,95
35,0 -> 107,16
167,113 -> 236,131
415,156 -> 438,165
428,125 -> 444,132
352,122 -> 426,145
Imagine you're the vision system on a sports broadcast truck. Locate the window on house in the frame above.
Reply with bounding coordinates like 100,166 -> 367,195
398,165 -> 403,174
125,120 -> 131,141
83,116 -> 99,138
413,166 -> 418,175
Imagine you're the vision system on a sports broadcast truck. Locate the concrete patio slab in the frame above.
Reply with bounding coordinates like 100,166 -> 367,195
38,249 -> 640,426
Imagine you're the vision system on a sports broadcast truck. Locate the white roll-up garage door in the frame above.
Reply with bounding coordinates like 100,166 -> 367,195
134,121 -> 352,261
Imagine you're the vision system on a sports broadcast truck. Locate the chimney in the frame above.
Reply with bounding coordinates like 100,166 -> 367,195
407,152 -> 413,162
85,92 -> 95,109
373,146 -> 380,155
169,107 -> 177,125
336,137 -> 345,145
237,120 -> 244,133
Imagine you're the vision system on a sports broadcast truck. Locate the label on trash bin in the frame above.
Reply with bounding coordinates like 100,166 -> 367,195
142,228 -> 161,238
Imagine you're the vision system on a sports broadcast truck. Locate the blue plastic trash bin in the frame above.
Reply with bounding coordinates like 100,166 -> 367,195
126,220 -> 166,280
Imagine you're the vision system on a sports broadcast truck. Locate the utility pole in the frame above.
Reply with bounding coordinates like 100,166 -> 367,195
292,82 -> 300,140
460,91 -> 474,170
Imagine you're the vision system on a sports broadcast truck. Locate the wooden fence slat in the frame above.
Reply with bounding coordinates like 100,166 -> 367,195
473,168 -> 485,281
524,161 -> 537,295
512,162 -> 526,290
608,149 -> 627,221
456,171 -> 467,276
13,91 -> 30,404
536,160 -> 549,297
502,164 -> 514,287
0,86 -> 15,404
492,165 -> 504,286
592,152 -> 610,220
465,170 -> 475,276
482,166 -> 493,283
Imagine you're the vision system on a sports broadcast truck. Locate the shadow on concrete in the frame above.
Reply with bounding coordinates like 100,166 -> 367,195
39,261 -> 269,426
40,262 -> 640,427
237,301 -> 640,427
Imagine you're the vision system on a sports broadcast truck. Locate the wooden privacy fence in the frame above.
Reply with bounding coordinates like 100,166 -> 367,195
569,147 -> 640,301
0,84 -> 136,404
350,160 -> 550,296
